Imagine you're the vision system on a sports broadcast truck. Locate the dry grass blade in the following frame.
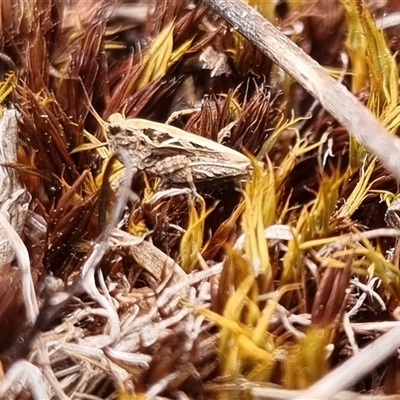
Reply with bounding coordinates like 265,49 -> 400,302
109,228 -> 187,291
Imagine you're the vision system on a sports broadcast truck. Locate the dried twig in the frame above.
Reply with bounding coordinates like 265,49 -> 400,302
201,0 -> 400,182
294,324 -> 400,399
0,108 -> 29,266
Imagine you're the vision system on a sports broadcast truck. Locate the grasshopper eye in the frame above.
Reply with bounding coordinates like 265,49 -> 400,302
107,126 -> 119,136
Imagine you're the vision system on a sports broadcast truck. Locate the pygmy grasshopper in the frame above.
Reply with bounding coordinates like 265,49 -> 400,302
106,113 -> 252,187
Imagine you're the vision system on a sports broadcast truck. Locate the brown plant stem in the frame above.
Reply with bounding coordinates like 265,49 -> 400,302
201,0 -> 400,182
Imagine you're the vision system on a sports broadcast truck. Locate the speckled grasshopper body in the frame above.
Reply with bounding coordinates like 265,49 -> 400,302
106,113 -> 252,186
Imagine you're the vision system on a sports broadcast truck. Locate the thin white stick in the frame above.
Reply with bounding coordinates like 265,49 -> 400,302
294,324 -> 400,399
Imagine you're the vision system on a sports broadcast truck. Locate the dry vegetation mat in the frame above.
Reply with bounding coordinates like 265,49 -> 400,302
1,0 -> 400,399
